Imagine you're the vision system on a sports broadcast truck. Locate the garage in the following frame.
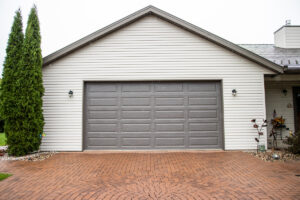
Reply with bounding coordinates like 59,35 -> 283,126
41,6 -> 281,151
84,81 -> 223,150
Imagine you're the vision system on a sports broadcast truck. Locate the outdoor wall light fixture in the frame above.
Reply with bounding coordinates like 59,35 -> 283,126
68,90 -> 73,98
282,89 -> 287,96
232,89 -> 237,96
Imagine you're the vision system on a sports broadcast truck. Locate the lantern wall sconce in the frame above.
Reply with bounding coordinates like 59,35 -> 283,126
282,89 -> 287,96
68,90 -> 73,98
232,89 -> 237,96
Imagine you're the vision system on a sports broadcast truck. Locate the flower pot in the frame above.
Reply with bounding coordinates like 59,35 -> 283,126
257,145 -> 266,152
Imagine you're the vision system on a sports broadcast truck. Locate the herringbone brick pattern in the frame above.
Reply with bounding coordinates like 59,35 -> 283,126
0,151 -> 299,200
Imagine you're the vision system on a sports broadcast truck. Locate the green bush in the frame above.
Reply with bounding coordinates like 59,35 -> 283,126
0,133 -> 6,146
0,9 -> 25,156
13,6 -> 44,155
1,6 -> 44,156
285,131 -> 300,154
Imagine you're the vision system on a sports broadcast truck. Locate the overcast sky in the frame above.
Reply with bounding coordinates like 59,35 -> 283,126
0,0 -> 300,75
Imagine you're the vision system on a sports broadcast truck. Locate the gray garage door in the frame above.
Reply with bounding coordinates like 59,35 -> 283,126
84,81 -> 223,150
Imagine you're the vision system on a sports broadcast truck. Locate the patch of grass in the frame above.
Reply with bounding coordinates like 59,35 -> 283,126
0,133 -> 6,146
0,173 -> 12,181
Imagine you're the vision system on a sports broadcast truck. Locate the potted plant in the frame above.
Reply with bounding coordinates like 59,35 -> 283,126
251,119 -> 268,153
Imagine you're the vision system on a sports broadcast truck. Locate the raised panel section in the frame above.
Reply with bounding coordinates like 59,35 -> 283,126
155,83 -> 183,92
122,111 -> 151,119
189,110 -> 217,118
122,98 -> 150,106
88,111 -> 118,119
122,138 -> 151,146
88,124 -> 117,132
189,97 -> 217,105
156,138 -> 185,146
122,84 -> 151,92
88,138 -> 118,146
155,110 -> 184,119
155,123 -> 184,132
190,137 -> 218,145
89,98 -> 117,106
189,123 -> 218,131
122,124 -> 151,132
155,98 -> 184,105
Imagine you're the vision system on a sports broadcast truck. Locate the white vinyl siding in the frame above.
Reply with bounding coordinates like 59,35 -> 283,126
265,80 -> 300,142
274,26 -> 300,48
42,15 -> 274,151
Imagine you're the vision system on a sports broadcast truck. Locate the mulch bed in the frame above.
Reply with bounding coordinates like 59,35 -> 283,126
248,150 -> 300,162
0,146 -> 56,161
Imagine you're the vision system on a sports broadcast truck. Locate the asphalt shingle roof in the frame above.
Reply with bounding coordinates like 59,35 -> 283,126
239,44 -> 300,67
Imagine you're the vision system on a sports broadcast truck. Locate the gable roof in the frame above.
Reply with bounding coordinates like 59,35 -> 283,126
43,5 -> 283,73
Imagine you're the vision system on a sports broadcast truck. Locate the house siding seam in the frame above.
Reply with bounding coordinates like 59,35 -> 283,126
41,15 -> 275,151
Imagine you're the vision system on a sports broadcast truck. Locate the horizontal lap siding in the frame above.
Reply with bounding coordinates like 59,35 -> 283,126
42,15 -> 274,151
285,27 -> 300,48
265,81 -> 300,140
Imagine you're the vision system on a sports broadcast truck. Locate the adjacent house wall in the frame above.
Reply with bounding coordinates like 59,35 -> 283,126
265,79 -> 300,147
42,15 -> 274,151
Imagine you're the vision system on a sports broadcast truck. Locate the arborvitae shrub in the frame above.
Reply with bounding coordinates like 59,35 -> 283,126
0,9 -> 25,155
1,6 -> 44,156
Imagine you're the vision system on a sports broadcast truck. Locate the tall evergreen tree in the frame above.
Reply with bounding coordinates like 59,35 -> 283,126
0,9 -> 24,154
15,5 -> 44,155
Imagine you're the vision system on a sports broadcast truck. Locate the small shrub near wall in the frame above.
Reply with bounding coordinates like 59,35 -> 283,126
285,131 -> 300,154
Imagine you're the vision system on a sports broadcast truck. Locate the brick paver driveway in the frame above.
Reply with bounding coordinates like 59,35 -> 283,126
0,151 -> 300,200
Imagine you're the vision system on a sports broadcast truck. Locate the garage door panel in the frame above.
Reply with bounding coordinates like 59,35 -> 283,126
87,106 -> 120,111
155,106 -> 185,111
188,83 -> 216,92
122,111 -> 151,119
189,123 -> 218,131
88,119 -> 119,125
122,84 -> 151,92
88,124 -> 117,132
89,98 -> 117,106
120,120 -> 152,124
190,131 -> 219,137
189,137 -> 218,145
121,124 -> 151,132
122,138 -> 151,146
154,83 -> 183,92
188,110 -> 217,118
120,133 -> 151,137
88,84 -> 117,92
122,97 -> 151,106
155,123 -> 184,131
188,97 -> 217,105
155,138 -> 185,146
155,98 -> 184,106
88,111 -> 118,119
88,138 -> 118,146
87,132 -> 118,138
155,110 -> 184,119
84,81 -> 223,150
154,132 -> 186,137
